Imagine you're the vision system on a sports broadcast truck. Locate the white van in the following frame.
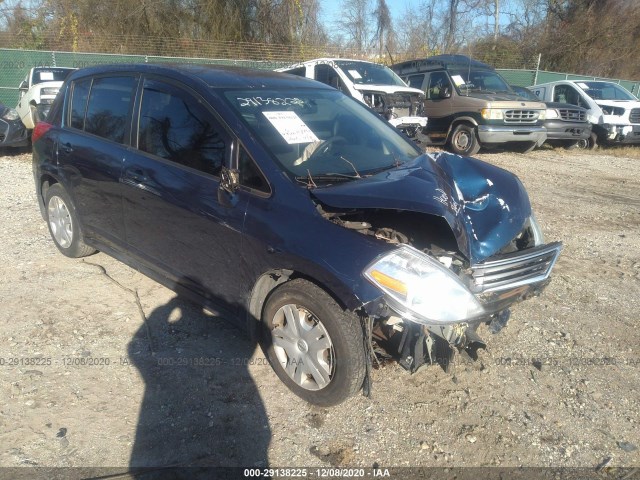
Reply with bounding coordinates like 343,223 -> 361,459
277,58 -> 427,137
531,80 -> 640,148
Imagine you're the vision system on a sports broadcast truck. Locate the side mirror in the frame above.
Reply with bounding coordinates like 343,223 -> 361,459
439,86 -> 452,99
19,80 -> 28,91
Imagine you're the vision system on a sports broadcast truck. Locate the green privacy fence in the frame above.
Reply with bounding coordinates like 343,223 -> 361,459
2,47 -> 640,107
0,48 -> 288,106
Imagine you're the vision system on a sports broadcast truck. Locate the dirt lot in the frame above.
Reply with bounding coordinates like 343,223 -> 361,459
0,146 -> 639,476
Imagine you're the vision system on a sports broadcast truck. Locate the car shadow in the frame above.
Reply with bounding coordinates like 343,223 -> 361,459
127,285 -> 271,477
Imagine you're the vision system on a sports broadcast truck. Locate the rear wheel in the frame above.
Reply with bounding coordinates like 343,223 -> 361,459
260,279 -> 365,406
448,124 -> 480,156
45,184 -> 96,258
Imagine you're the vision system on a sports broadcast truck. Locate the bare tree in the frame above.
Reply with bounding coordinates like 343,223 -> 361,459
337,0 -> 372,53
372,0 -> 391,58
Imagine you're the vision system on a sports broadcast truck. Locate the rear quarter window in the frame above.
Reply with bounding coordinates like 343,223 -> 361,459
84,76 -> 138,144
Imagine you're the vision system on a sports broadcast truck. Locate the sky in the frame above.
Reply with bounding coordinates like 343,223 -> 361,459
320,0 -> 423,34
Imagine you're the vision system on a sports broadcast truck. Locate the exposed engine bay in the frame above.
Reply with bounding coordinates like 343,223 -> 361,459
317,202 -> 547,373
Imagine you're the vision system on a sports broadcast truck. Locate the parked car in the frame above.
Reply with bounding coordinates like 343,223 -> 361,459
391,55 -> 547,155
16,67 -> 75,129
0,102 -> 29,149
32,64 -> 562,406
276,58 -> 427,137
530,80 -> 640,148
510,85 -> 592,149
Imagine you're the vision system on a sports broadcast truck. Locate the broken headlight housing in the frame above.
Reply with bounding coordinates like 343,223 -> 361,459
364,245 -> 484,325
1,108 -> 19,121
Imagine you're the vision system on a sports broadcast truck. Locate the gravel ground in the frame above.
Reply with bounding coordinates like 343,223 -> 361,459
0,146 -> 638,476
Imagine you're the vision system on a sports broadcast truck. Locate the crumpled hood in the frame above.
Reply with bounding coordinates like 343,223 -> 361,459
310,152 -> 532,263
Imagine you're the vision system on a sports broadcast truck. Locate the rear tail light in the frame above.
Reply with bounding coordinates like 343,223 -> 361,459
32,121 -> 53,143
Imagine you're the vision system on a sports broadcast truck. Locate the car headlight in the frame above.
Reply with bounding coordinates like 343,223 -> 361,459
481,108 -> 504,120
545,108 -> 559,119
364,245 -> 485,324
1,108 -> 20,121
41,87 -> 59,96
529,213 -> 545,246
537,109 -> 546,120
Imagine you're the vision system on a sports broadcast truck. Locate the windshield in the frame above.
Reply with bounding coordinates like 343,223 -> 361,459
31,67 -> 74,85
334,60 -> 406,87
449,68 -> 512,96
224,88 -> 421,183
577,81 -> 637,101
512,86 -> 539,101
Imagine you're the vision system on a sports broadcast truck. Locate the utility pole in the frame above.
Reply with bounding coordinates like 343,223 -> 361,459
494,0 -> 499,41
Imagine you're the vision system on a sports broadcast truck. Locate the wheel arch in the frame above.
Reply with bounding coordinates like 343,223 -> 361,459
446,117 -> 479,138
245,268 -> 361,339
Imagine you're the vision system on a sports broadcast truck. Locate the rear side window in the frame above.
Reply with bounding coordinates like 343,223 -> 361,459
70,79 -> 91,130
137,79 -> 226,177
85,76 -> 137,143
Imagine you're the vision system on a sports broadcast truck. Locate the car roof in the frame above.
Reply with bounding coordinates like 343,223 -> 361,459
65,63 -> 333,91
534,79 -> 618,87
392,54 -> 494,73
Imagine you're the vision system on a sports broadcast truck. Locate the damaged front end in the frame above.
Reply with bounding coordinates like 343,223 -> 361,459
359,88 -> 427,137
312,152 -> 562,373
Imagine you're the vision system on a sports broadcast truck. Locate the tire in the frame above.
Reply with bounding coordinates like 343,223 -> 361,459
448,124 -> 480,156
44,183 -> 96,258
449,123 -> 480,156
260,278 -> 366,406
574,132 -> 598,150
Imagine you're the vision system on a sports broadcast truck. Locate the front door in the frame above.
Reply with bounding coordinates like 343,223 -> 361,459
121,78 -> 249,315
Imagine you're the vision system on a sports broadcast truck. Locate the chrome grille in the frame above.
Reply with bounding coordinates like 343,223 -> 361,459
630,108 -> 640,123
558,108 -> 586,122
504,109 -> 539,123
470,242 -> 562,293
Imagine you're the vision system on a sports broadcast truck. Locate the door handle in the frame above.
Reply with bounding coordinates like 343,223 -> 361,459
62,142 -> 73,154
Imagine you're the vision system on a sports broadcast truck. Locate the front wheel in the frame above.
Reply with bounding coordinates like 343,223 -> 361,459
448,124 -> 480,156
574,132 -> 598,150
260,279 -> 366,406
45,184 -> 96,258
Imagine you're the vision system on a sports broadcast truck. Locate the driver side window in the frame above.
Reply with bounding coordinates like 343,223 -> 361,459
554,85 -> 585,107
426,72 -> 451,100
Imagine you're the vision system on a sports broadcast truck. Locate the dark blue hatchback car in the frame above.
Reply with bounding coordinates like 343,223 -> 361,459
33,64 -> 562,405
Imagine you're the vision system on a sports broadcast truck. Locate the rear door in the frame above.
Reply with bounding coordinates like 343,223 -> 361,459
56,74 -> 139,248
122,77 -> 249,313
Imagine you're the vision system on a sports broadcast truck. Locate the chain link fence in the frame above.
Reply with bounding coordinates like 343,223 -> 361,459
2,42 -> 640,106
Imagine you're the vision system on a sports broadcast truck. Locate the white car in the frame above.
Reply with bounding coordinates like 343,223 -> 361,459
277,58 -> 427,137
16,67 -> 75,129
531,80 -> 640,148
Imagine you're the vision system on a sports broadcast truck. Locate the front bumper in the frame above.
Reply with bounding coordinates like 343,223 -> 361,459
388,116 -> 428,130
478,125 -> 547,145
544,120 -> 591,141
602,124 -> 640,144
0,118 -> 29,147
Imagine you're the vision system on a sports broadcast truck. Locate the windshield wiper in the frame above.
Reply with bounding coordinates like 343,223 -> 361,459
294,172 -> 360,187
